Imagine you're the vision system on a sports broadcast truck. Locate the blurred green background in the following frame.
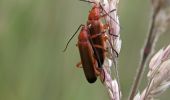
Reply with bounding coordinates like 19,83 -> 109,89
0,0 -> 170,100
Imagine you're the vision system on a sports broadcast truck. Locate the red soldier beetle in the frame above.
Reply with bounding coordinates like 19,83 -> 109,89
63,24 -> 102,83
81,0 -> 119,69
79,1 -> 120,86
63,1 -> 119,83
77,25 -> 98,83
85,2 -> 121,97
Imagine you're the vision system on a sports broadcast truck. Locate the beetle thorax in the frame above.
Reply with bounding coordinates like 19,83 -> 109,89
88,6 -> 100,20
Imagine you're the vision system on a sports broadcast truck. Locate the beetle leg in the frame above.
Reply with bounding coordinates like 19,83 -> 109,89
93,44 -> 107,52
76,62 -> 82,68
94,63 -> 105,82
103,34 -> 108,41
103,24 -> 119,38
93,61 -> 101,76
103,24 -> 109,30
99,69 -> 105,83
89,33 -> 103,39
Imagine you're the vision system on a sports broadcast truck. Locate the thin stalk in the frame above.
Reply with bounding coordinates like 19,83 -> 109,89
128,3 -> 161,100
129,56 -> 147,100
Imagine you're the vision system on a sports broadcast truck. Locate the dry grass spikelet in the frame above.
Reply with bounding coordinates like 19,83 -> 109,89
139,45 -> 170,100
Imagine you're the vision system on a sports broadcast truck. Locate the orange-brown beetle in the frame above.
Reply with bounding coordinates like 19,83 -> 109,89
63,1 -> 118,83
77,25 -> 98,83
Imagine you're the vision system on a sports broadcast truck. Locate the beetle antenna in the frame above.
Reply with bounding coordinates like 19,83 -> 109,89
99,3 -> 120,26
79,0 -> 96,4
63,24 -> 84,52
106,37 -> 119,57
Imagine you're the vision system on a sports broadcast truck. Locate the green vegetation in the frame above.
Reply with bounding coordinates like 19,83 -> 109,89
0,0 -> 169,100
